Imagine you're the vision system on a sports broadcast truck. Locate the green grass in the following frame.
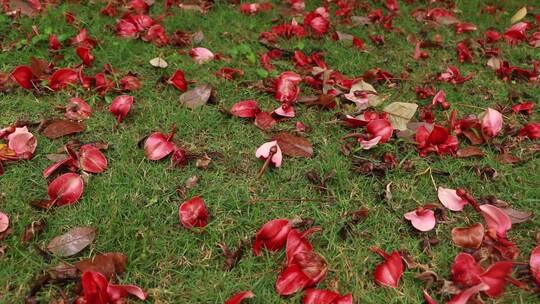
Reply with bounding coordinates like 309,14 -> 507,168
1,1 -> 540,303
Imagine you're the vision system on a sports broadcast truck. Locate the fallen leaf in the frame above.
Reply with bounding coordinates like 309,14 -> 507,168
383,102 -> 418,131
75,252 -> 128,279
47,227 -> 96,257
41,119 -> 85,139
149,57 -> 168,68
511,7 -> 527,24
272,132 -> 313,158
179,84 -> 213,109
451,223 -> 484,249
495,153 -> 521,164
502,208 -> 533,224
22,219 -> 47,245
457,146 -> 485,158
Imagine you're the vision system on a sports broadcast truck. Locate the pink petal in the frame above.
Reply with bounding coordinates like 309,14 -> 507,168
65,97 -> 92,121
275,71 -> 302,103
48,173 -> 85,206
0,211 -> 9,233
479,204 -> 512,238
530,245 -> 540,286
7,127 -> 37,159
178,196 -> 209,228
144,132 -> 175,160
480,108 -> 503,137
255,140 -> 282,167
359,136 -> 381,150
404,208 -> 436,231
274,104 -> 295,117
109,95 -> 134,123
189,47 -> 215,64
224,290 -> 255,304
437,187 -> 468,211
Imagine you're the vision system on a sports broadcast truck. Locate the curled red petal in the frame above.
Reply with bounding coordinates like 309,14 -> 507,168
49,68 -> 79,91
230,100 -> 260,118
372,249 -> 403,288
10,66 -> 35,89
48,173 -> 84,206
178,196 -> 209,228
451,253 -> 483,286
109,95 -> 134,123
253,218 -> 291,256
79,145 -> 107,174
81,271 -> 110,303
144,132 -> 175,160
224,290 -> 255,304
480,261 -> 513,297
285,228 -> 318,265
107,283 -> 147,301
276,264 -> 311,296
169,70 -> 188,92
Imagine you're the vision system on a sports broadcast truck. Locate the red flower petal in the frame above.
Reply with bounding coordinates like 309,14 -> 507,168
303,289 -> 352,304
447,283 -> 489,304
519,122 -> 540,139
438,187 -> 468,211
144,129 -> 176,160
108,95 -> 134,123
275,71 -> 302,103
370,247 -> 403,288
65,97 -> 92,121
168,70 -> 188,92
404,207 -> 436,231
285,228 -> 320,265
224,290 -> 255,304
480,108 -> 503,137
80,271 -> 109,303
276,264 -> 311,296
10,66 -> 35,89
76,46 -> 95,67
451,253 -> 483,286
178,196 -> 209,228
530,245 -> 540,286
48,173 -> 84,206
479,204 -> 512,238
253,219 -> 291,256
480,261 -> 513,297
366,119 -> 393,143
107,283 -> 147,301
79,145 -> 107,174
49,68 -> 79,91
0,211 -> 9,233
230,100 -> 260,118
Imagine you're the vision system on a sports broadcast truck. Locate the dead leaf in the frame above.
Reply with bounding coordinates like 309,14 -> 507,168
47,227 -> 96,257
344,81 -> 382,108
502,208 -> 533,224
149,57 -> 168,68
511,7 -> 527,24
179,84 -> 213,109
75,252 -> 127,279
22,219 -> 47,246
195,154 -> 212,169
185,175 -> 200,188
272,132 -> 313,157
218,242 -> 244,271
495,153 -> 521,164
457,146 -> 485,158
41,119 -> 85,139
383,102 -> 418,131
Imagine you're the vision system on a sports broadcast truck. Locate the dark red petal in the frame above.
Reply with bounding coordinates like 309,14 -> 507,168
178,196 -> 209,228
81,271 -> 110,304
109,95 -> 134,123
10,66 -> 34,89
447,283 -> 489,304
275,264 -> 311,296
224,290 -> 255,304
479,261 -> 513,297
451,253 -> 483,286
303,289 -> 340,304
48,173 -> 84,206
169,70 -> 188,92
451,223 -> 484,249
372,249 -> 403,288
285,228 -> 320,265
49,68 -> 79,91
253,219 -> 291,256
79,144 -> 108,174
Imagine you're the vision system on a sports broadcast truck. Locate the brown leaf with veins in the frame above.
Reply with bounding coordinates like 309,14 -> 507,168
179,84 -> 213,109
75,252 -> 127,279
47,227 -> 96,257
272,132 -> 313,157
40,119 -> 85,139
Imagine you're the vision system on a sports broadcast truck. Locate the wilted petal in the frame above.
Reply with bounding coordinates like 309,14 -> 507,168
255,140 -> 282,167
275,71 -> 302,103
480,108 -> 503,137
366,119 -> 393,143
79,145 -> 107,174
109,95 -> 134,123
48,173 -> 85,206
479,204 -> 512,238
65,97 -> 92,120
451,223 -> 484,249
224,290 -> 255,304
178,196 -> 209,228
438,187 -> 468,211
253,219 -> 291,256
404,207 -> 436,231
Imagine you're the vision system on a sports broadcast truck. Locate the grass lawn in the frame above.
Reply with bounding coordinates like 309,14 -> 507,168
1,0 -> 539,303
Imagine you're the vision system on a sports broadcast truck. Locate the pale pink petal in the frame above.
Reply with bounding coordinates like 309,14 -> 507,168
189,47 -> 214,64
7,127 -> 37,158
404,208 -> 436,232
0,211 -> 9,233
438,187 -> 468,211
480,108 -> 503,137
479,204 -> 512,238
255,140 -> 282,167
274,104 -> 295,118
359,136 -> 381,150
